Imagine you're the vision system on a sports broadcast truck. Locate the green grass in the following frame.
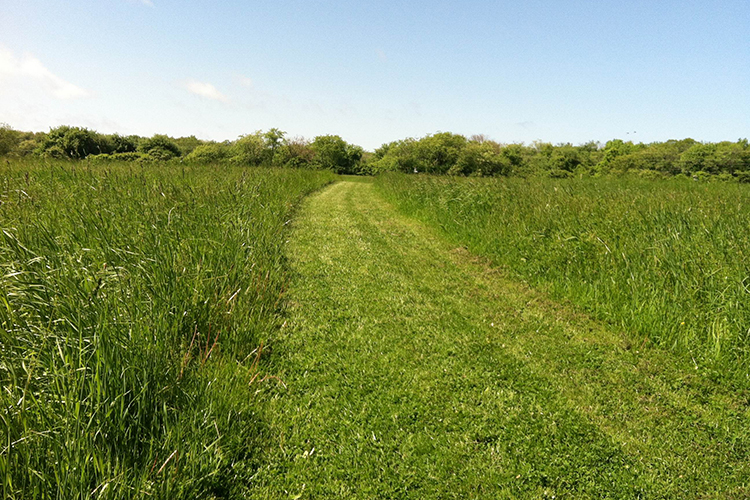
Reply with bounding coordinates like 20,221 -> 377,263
5,165 -> 750,498
0,159 -> 334,498
251,180 -> 750,498
375,173 -> 750,389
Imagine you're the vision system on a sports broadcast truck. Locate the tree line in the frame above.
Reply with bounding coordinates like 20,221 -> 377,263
369,133 -> 750,181
2,123 -> 749,181
0,124 -> 365,174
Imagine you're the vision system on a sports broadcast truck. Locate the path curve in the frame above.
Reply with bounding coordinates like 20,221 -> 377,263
251,180 -> 750,499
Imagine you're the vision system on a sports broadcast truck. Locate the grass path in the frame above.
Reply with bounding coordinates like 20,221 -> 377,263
252,180 -> 750,498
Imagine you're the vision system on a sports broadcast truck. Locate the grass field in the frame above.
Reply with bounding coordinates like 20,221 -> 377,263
375,173 -> 750,389
0,160 -> 334,498
3,164 -> 750,498
252,180 -> 750,498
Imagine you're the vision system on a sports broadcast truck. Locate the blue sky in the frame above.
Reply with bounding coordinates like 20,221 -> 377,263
0,0 -> 747,150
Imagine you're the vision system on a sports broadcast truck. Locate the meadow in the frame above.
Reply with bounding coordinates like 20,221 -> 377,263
3,157 -> 750,497
376,172 -> 750,389
0,159 -> 334,498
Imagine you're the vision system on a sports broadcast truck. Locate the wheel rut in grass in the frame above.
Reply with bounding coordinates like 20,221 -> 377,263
253,180 -> 750,498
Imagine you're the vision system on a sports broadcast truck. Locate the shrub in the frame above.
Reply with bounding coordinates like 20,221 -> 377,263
36,126 -> 110,158
231,133 -> 267,165
0,123 -> 20,156
310,135 -> 363,174
138,134 -> 182,159
186,143 -> 231,163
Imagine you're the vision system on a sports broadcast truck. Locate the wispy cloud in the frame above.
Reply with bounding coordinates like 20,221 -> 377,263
237,75 -> 253,88
0,46 -> 89,99
128,0 -> 154,7
184,80 -> 229,103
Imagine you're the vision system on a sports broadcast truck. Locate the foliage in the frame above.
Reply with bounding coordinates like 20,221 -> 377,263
185,142 -> 231,163
0,123 -> 21,156
1,123 -> 748,181
173,135 -> 202,157
107,133 -> 139,153
450,141 -> 511,176
137,134 -> 182,160
277,136 -> 315,168
309,135 -> 363,174
231,132 -> 267,166
36,125 -> 109,159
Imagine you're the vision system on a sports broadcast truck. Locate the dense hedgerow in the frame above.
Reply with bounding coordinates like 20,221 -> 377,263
0,159 -> 335,498
3,123 -> 749,180
0,124 -> 364,174
369,133 -> 750,180
376,172 -> 750,387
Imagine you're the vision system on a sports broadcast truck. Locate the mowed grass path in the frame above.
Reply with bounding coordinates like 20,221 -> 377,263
252,180 -> 750,498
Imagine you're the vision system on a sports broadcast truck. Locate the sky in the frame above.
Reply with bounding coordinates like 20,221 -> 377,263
0,0 -> 748,150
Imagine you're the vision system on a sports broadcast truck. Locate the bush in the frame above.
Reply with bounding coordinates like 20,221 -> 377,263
36,126 -> 110,159
186,143 -> 231,163
0,123 -> 20,156
278,137 -> 314,168
450,142 -> 511,176
138,134 -> 182,159
692,170 -> 711,182
231,133 -> 267,166
310,135 -> 363,174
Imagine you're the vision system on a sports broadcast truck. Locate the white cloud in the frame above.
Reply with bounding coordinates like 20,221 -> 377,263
238,75 -> 253,88
184,80 -> 229,103
126,0 -> 154,6
0,46 -> 89,100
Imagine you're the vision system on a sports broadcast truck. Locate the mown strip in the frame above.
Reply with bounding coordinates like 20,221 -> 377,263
375,173 -> 750,390
0,161 -> 334,499
252,180 -> 750,498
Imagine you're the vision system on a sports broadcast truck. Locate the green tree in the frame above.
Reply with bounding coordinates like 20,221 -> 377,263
276,136 -> 315,168
264,128 -> 285,160
174,135 -> 203,156
186,142 -> 231,163
0,123 -> 20,156
231,132 -> 266,165
310,135 -> 363,174
36,126 -> 110,159
450,142 -> 511,176
108,134 -> 139,153
413,132 -> 467,174
138,134 -> 182,160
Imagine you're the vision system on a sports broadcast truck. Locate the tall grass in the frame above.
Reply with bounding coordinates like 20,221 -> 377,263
0,159 -> 334,498
376,173 -> 750,387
